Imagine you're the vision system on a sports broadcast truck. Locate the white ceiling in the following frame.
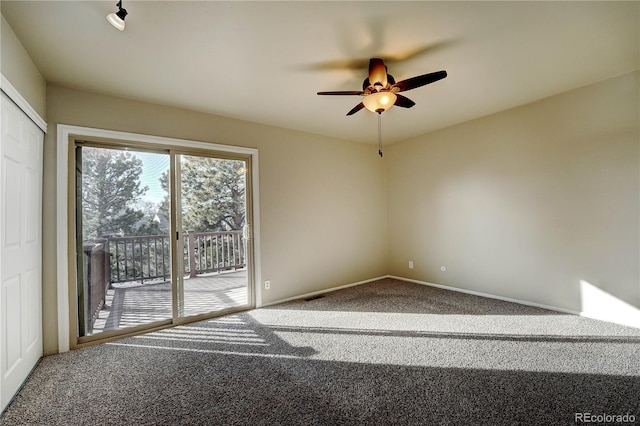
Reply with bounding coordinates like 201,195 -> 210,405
2,1 -> 638,144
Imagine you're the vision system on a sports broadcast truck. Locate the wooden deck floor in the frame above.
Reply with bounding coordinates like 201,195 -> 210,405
90,270 -> 248,335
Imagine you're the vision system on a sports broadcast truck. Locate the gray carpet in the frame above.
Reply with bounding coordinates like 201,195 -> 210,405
1,278 -> 639,425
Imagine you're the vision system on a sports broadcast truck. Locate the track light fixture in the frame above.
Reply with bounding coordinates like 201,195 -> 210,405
106,0 -> 128,31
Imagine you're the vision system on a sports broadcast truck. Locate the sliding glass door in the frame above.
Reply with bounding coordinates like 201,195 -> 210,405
74,142 -> 252,342
175,154 -> 250,319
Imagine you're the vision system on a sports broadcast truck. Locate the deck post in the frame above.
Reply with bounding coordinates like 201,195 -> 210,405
188,230 -> 197,278
104,236 -> 112,290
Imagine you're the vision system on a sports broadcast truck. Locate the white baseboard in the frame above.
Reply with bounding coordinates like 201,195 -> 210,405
261,275 -> 389,308
260,274 -> 640,330
390,275 -> 640,329
261,274 -> 578,315
389,275 -> 579,315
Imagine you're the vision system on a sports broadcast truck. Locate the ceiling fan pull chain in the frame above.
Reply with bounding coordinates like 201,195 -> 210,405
378,112 -> 383,157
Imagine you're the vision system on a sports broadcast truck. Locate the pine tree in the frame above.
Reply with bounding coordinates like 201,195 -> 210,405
179,157 -> 246,232
81,147 -> 148,239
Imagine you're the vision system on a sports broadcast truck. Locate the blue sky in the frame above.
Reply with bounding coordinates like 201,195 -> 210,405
136,151 -> 169,205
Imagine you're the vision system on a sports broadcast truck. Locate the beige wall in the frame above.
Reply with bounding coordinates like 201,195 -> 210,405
387,71 -> 639,316
39,71 -> 640,352
43,85 -> 388,354
0,14 -> 46,118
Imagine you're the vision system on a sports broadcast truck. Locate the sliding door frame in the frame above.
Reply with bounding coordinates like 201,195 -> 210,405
56,125 -> 262,352
72,140 -> 175,346
170,148 -> 256,324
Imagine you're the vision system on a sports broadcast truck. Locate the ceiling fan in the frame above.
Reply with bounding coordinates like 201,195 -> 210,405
317,58 -> 447,156
317,58 -> 447,116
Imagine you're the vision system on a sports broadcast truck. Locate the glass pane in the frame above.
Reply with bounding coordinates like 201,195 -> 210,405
178,155 -> 249,318
76,146 -> 171,337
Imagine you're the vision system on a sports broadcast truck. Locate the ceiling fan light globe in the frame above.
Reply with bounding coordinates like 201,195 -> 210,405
107,12 -> 126,31
363,92 -> 397,113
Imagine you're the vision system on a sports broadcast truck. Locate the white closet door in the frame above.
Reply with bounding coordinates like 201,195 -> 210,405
0,92 -> 43,412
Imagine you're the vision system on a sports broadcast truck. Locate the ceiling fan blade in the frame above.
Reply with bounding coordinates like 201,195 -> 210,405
300,58 -> 370,71
384,40 -> 458,64
394,94 -> 415,108
346,102 -> 365,116
317,91 -> 364,96
393,70 -> 447,92
299,40 -> 457,72
368,58 -> 388,87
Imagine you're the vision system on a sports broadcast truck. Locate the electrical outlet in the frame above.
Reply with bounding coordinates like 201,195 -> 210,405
264,280 -> 271,290
408,261 -> 414,269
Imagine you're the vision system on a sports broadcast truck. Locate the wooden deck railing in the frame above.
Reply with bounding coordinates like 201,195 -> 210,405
185,230 -> 245,278
80,230 -> 246,334
80,240 -> 110,335
108,235 -> 171,284
104,230 -> 245,285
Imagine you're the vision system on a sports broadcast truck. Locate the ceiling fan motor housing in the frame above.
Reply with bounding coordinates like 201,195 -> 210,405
317,57 -> 447,116
362,74 -> 396,93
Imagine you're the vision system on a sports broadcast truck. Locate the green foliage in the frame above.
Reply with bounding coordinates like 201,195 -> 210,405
135,201 -> 165,236
180,157 -> 246,232
81,148 -> 246,241
81,147 -> 148,239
